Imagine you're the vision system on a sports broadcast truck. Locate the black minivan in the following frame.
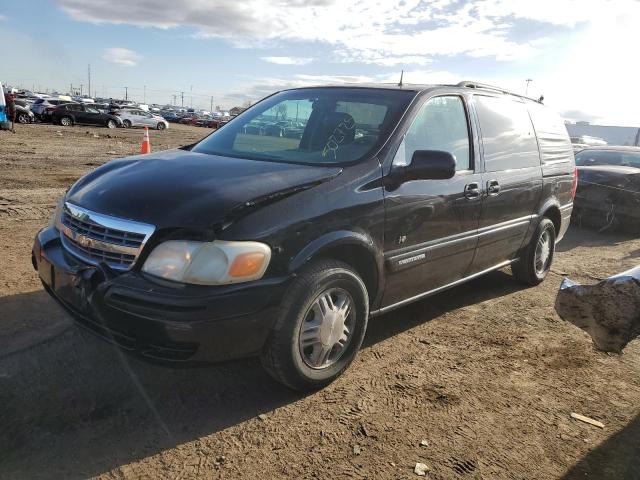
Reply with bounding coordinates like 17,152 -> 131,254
33,81 -> 576,390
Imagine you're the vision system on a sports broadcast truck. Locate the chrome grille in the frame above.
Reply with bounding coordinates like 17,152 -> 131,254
60,202 -> 155,270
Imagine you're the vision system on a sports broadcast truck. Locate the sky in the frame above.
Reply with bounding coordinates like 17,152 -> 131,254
1,0 -> 639,125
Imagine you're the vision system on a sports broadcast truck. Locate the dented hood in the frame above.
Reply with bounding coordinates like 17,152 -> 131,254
66,149 -> 341,232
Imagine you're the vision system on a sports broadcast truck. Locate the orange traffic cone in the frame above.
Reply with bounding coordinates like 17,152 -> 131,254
140,127 -> 151,154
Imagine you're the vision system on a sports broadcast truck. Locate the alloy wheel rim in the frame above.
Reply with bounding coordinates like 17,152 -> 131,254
298,287 -> 355,370
535,229 -> 551,275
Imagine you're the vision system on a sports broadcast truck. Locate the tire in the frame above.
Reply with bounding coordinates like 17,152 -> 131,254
157,122 -> 166,130
261,259 -> 369,391
123,120 -> 132,128
106,119 -> 117,129
17,113 -> 30,124
512,217 -> 556,286
60,116 -> 73,127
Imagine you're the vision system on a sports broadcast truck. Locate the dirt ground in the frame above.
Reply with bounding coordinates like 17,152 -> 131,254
1,123 -> 639,480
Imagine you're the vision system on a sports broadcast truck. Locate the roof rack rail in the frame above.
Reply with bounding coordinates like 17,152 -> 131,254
456,81 -> 541,103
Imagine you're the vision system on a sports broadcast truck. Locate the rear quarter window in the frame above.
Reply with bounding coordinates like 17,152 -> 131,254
475,95 -> 540,172
526,101 -> 573,165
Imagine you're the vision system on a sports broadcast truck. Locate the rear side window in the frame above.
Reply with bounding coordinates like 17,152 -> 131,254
475,95 -> 540,172
527,101 -> 566,135
394,96 -> 471,171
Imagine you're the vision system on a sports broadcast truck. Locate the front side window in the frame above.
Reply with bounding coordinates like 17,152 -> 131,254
394,96 -> 471,171
86,107 -> 99,114
192,88 -> 416,165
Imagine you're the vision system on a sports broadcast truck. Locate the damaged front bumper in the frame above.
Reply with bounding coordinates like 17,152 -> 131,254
32,225 -> 290,363
555,266 -> 640,352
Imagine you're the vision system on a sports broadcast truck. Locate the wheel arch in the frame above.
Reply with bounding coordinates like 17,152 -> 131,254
289,230 -> 384,307
539,200 -> 562,235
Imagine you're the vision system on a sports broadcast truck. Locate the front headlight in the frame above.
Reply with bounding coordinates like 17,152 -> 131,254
142,240 -> 272,285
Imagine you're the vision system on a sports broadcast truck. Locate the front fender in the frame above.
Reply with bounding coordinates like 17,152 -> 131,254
289,230 -> 385,307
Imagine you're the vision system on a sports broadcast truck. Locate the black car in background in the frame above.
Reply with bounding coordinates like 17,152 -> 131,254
33,82 -> 575,390
51,103 -> 123,128
574,146 -> 640,230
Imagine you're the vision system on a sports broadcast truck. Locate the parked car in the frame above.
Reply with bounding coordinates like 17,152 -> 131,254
179,115 -> 201,126
203,118 -> 224,129
32,82 -> 575,390
51,103 -> 123,128
573,146 -> 640,230
15,103 -> 35,124
115,109 -> 169,130
162,112 -> 181,123
31,98 -> 74,121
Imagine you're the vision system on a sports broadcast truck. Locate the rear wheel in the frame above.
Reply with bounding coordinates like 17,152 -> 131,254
106,119 -> 117,129
261,259 -> 369,391
123,119 -> 132,128
512,217 -> 556,285
60,116 -> 73,127
17,113 -> 30,124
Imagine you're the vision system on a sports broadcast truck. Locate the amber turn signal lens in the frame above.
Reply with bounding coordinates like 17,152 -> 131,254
228,252 -> 267,278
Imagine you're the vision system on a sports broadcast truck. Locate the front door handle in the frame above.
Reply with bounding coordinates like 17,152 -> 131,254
464,182 -> 481,200
487,179 -> 500,196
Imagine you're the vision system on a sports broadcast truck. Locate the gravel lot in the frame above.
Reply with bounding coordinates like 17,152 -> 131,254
1,123 -> 639,479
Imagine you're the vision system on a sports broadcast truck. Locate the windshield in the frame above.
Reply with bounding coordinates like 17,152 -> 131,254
192,88 -> 416,165
575,150 -> 640,168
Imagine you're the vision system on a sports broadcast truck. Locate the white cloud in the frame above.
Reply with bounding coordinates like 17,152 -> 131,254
56,0 -> 640,124
101,47 -> 141,67
261,56 -> 313,65
55,0 -> 633,65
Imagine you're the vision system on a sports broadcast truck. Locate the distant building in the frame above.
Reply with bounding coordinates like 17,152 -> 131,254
565,122 -> 640,146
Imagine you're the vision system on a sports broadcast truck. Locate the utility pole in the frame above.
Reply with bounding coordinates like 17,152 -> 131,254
70,83 -> 73,95
80,84 -> 83,96
87,64 -> 91,98
181,91 -> 184,107
210,96 -> 213,113
190,85 -> 193,108
143,85 -> 146,104
525,78 -> 533,96
124,86 -> 128,100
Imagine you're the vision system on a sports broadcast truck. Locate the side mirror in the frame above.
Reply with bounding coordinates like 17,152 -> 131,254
400,150 -> 457,182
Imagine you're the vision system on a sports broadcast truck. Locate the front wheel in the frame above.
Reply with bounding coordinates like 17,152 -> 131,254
17,113 -> 30,124
122,119 -> 132,128
156,122 -> 166,130
261,259 -> 369,391
512,217 -> 556,285
106,119 -> 117,129
60,116 -> 73,127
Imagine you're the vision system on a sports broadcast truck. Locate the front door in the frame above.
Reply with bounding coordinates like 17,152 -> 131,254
382,95 -> 483,308
83,106 -> 102,125
468,94 -> 543,273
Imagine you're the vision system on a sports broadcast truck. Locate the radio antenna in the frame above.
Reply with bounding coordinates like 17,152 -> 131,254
398,70 -> 404,87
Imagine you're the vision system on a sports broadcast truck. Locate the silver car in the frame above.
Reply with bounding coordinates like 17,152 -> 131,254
116,109 -> 169,130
